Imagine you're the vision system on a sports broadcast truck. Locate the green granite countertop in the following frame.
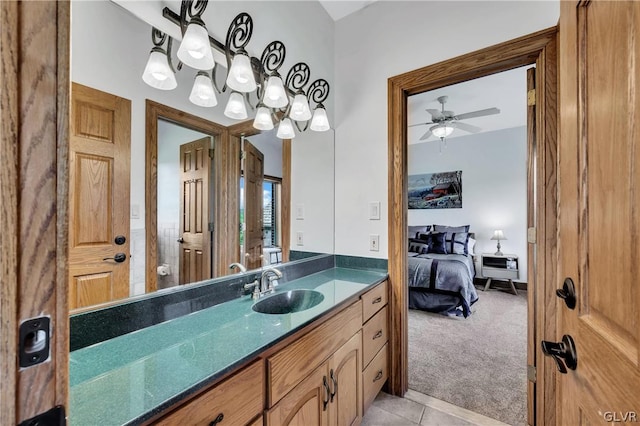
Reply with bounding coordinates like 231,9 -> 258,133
69,267 -> 387,426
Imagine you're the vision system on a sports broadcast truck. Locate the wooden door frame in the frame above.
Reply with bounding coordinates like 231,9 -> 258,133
0,1 -> 70,422
145,100 -> 226,292
387,27 -> 558,424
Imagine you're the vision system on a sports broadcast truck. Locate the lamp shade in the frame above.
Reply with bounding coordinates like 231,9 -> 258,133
224,92 -> 248,120
177,20 -> 215,70
431,123 -> 455,139
263,75 -> 288,108
253,106 -> 274,131
142,48 -> 177,90
491,230 -> 506,240
276,118 -> 296,139
226,51 -> 257,93
189,72 -> 217,107
289,93 -> 312,121
310,106 -> 330,132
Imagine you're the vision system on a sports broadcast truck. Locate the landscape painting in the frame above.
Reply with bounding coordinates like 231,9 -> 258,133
408,170 -> 462,209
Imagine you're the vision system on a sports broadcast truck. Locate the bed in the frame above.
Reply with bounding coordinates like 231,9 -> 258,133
408,225 -> 479,317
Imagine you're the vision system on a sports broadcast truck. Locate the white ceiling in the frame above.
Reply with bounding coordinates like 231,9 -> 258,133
319,0 -> 378,21
408,65 -> 530,144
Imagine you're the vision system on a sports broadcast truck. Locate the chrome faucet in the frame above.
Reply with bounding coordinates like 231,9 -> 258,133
260,267 -> 283,294
229,262 -> 247,273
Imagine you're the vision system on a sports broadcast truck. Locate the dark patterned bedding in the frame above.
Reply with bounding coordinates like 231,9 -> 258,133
408,252 -> 478,317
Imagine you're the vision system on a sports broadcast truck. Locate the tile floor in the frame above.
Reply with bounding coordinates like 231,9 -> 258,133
362,390 -> 510,426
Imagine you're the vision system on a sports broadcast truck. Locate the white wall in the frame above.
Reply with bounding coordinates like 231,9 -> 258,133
408,127 -> 528,281
333,1 -> 559,258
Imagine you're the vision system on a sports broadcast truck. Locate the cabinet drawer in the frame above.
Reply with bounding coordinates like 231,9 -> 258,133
268,300 -> 362,407
362,306 -> 388,369
361,281 -> 387,323
155,361 -> 264,426
362,344 -> 388,413
483,267 -> 519,280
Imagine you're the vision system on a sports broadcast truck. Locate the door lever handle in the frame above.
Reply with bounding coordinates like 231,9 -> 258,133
556,278 -> 577,309
103,253 -> 127,263
541,334 -> 577,374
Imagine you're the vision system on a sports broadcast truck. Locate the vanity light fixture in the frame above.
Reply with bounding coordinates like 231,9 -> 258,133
189,71 -> 218,107
142,29 -> 177,90
176,1 -> 215,70
224,91 -> 248,120
146,1 -> 332,136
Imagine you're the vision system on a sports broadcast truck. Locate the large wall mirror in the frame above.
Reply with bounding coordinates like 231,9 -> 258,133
70,0 -> 335,312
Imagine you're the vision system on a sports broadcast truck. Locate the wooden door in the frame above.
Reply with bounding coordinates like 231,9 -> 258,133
557,1 -> 640,423
266,362 -> 330,426
69,83 -> 131,310
243,139 -> 264,270
329,331 -> 362,426
179,138 -> 211,285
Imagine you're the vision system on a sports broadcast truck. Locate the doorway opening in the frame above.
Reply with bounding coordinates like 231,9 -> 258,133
406,66 -> 530,425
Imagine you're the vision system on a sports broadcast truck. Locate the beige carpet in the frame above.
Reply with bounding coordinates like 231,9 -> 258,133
408,286 -> 528,425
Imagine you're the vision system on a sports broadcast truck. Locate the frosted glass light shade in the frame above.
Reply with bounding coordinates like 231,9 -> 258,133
276,118 -> 295,139
253,106 -> 274,131
224,92 -> 248,119
226,52 -> 257,93
491,230 -> 507,240
431,123 -> 454,138
310,107 -> 330,132
142,49 -> 177,90
263,75 -> 288,108
289,93 -> 312,121
177,21 -> 215,70
189,72 -> 217,107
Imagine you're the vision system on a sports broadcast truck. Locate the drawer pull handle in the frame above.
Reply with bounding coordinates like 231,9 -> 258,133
329,369 -> 338,402
322,376 -> 330,411
373,370 -> 384,382
373,330 -> 383,340
372,297 -> 382,304
209,413 -> 224,426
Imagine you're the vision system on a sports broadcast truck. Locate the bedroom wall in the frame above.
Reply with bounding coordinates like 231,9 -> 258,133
408,126 -> 528,282
333,1 -> 560,259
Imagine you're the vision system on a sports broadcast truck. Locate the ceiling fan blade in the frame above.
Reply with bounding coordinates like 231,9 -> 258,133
426,109 -> 444,120
408,121 -> 434,128
454,107 -> 500,121
419,129 -> 433,141
452,121 -> 482,134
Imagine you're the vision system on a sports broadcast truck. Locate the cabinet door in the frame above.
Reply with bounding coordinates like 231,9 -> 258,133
266,363 -> 330,426
329,331 -> 363,426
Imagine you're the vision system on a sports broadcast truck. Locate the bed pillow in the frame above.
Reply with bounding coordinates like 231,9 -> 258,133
408,225 -> 431,239
426,232 -> 447,254
467,237 -> 477,255
408,238 -> 430,254
433,224 -> 470,234
449,232 -> 471,255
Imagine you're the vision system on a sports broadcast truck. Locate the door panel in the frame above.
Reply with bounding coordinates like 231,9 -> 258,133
330,331 -> 362,426
69,83 -> 130,310
558,1 -> 640,423
244,139 -> 265,270
179,138 -> 211,285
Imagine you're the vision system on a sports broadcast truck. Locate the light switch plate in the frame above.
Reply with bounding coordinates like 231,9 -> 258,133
370,234 -> 380,251
369,201 -> 380,220
296,232 -> 304,246
296,204 -> 305,220
131,204 -> 140,219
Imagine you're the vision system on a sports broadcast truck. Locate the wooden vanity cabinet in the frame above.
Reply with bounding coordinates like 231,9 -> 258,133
154,360 -> 263,426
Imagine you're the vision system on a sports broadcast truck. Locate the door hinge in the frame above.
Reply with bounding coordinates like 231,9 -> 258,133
527,227 -> 537,244
19,405 -> 66,426
208,222 -> 214,232
208,148 -> 214,159
527,89 -> 536,106
240,150 -> 246,161
527,365 -> 537,383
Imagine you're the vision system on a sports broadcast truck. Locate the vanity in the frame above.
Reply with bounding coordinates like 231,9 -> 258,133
69,264 -> 389,425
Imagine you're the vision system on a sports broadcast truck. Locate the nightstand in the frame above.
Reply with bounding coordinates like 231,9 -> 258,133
481,253 -> 519,295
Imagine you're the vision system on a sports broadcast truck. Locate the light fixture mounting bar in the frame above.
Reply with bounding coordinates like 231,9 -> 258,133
161,6 -> 298,99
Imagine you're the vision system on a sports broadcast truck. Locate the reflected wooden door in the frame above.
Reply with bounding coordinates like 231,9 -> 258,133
69,83 -> 131,310
244,140 -> 264,270
557,1 -> 640,423
179,138 -> 211,284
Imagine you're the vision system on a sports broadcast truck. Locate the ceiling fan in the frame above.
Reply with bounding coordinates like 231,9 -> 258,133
409,95 -> 500,141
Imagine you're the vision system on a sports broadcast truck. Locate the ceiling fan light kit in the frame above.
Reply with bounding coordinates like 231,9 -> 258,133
142,0 -> 331,138
410,95 -> 500,144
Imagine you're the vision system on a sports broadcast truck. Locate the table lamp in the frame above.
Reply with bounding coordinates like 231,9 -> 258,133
491,229 -> 506,256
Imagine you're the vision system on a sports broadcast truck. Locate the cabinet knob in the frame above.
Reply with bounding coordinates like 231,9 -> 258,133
329,369 -> 338,402
322,376 -> 330,411
372,297 -> 382,304
373,330 -> 383,340
209,413 -> 224,426
373,370 -> 383,382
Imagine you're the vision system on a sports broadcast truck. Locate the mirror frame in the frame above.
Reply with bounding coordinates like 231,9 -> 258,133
145,100 -> 291,293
